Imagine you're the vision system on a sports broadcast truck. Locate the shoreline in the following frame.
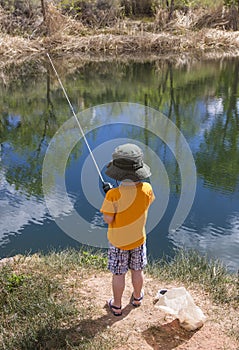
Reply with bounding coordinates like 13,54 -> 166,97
1,28 -> 239,70
0,248 -> 238,349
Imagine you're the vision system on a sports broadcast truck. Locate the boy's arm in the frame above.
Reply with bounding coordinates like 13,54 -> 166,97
150,190 -> 155,204
100,189 -> 116,224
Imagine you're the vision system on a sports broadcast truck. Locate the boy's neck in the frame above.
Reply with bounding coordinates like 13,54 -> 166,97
120,180 -> 140,186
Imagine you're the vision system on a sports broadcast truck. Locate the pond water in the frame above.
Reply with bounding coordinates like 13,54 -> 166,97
0,58 -> 239,272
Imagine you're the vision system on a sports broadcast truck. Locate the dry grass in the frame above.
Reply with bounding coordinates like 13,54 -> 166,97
40,3 -> 87,36
1,28 -> 239,68
0,3 -> 239,69
193,5 -> 239,30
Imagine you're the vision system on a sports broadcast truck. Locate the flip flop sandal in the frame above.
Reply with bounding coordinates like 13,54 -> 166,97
130,292 -> 144,307
108,299 -> 122,316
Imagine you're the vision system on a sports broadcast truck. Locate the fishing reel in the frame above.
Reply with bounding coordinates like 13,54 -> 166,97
102,182 -> 113,193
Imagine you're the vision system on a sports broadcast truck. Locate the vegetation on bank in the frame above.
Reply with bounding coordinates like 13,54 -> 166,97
0,250 -> 108,350
0,0 -> 239,67
0,248 -> 238,349
1,0 -> 239,35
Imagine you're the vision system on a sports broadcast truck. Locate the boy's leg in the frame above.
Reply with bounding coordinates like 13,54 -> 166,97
131,269 -> 144,303
129,243 -> 147,305
107,244 -> 129,312
112,273 -> 126,308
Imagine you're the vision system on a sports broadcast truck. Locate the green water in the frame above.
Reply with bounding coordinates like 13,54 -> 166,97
0,57 -> 238,272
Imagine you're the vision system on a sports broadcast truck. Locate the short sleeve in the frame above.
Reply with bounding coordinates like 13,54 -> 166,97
100,190 -> 116,216
150,188 -> 155,204
144,183 -> 155,205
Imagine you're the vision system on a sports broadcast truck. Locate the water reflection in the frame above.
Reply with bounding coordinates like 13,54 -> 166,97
0,168 -> 46,245
0,58 -> 239,271
168,178 -> 239,272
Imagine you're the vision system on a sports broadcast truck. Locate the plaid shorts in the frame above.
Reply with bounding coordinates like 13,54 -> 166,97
108,242 -> 147,275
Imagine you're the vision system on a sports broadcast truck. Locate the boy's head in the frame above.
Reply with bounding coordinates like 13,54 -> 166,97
105,143 -> 151,181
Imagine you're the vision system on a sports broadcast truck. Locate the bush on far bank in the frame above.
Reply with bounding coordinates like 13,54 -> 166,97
1,0 -> 239,35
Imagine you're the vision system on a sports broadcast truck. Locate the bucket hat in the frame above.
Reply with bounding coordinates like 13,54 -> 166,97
105,143 -> 151,181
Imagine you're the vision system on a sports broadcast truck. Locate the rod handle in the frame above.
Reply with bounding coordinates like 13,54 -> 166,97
102,182 -> 113,193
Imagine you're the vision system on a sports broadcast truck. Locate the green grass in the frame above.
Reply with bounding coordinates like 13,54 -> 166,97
0,264 -> 76,349
0,248 -> 109,350
0,248 -> 238,349
146,249 -> 239,305
176,0 -> 224,8
40,248 -> 108,273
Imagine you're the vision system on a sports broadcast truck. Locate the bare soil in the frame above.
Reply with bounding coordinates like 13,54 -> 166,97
73,271 -> 239,350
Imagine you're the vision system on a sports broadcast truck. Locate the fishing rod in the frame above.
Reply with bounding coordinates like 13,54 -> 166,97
47,53 -> 112,193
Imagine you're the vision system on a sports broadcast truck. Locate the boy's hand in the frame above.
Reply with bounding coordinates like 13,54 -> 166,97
103,214 -> 114,224
102,182 -> 113,193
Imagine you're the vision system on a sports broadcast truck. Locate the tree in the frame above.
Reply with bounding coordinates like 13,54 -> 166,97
166,0 -> 174,20
41,0 -> 47,23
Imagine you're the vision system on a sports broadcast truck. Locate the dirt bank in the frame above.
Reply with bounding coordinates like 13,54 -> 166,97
1,253 -> 238,350
77,271 -> 239,350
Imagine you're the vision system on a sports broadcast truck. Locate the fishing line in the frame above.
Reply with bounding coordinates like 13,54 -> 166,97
47,53 -> 106,185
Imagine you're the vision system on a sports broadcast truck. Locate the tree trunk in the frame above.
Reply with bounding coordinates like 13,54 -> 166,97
41,0 -> 46,22
168,0 -> 174,21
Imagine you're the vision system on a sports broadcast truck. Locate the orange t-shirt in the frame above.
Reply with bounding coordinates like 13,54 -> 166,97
100,182 -> 155,250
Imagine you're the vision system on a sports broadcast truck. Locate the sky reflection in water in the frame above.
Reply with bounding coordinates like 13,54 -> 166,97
0,58 -> 238,272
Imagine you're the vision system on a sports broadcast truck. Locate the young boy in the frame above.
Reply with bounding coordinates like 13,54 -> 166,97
100,143 -> 155,316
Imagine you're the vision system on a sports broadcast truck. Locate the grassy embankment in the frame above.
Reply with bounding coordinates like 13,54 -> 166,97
0,0 -> 239,69
0,248 -> 238,349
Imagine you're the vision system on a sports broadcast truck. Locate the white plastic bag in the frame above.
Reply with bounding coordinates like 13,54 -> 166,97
154,287 -> 206,331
